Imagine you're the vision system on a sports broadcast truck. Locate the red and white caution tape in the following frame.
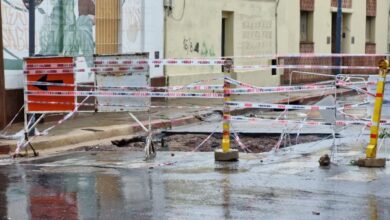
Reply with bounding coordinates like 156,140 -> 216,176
226,101 -> 335,110
26,81 -> 223,91
15,94 -> 92,154
25,90 -> 223,98
25,60 -> 382,69
227,84 -> 336,94
337,102 -> 369,111
26,63 -> 74,69
225,76 -> 336,94
233,64 -> 379,71
26,100 -> 218,110
230,116 -> 390,127
24,68 -> 74,75
94,59 -> 226,66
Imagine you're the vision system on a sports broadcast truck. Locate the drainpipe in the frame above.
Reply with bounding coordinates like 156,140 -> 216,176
0,3 -> 6,129
275,0 -> 280,55
28,0 -> 35,136
335,0 -> 342,75
29,0 -> 35,56
163,4 -> 170,86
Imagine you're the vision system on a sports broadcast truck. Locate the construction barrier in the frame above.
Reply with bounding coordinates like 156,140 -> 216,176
14,53 -> 389,161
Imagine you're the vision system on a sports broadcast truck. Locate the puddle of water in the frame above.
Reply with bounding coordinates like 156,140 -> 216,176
1,151 -> 390,219
0,158 -> 13,166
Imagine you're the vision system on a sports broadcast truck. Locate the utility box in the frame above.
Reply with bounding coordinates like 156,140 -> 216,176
94,53 -> 150,112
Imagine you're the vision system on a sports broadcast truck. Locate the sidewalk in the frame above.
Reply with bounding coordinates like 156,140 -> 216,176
0,89 -> 350,156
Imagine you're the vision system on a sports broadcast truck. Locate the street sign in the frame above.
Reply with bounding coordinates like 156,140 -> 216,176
25,57 -> 76,112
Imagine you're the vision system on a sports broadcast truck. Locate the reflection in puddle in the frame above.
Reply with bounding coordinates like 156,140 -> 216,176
0,172 -> 8,218
0,165 -> 166,219
369,195 -> 378,220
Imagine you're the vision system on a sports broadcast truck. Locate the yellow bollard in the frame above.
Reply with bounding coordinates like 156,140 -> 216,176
357,59 -> 388,167
366,60 -> 388,158
222,79 -> 231,152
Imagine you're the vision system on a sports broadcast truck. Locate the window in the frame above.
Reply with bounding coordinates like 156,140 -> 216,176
300,11 -> 313,42
366,16 -> 375,43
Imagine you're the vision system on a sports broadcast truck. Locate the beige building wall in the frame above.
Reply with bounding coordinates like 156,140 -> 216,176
276,0 -> 300,54
281,0 -> 388,54
165,0 -> 278,86
313,0 -> 332,53
165,0 -> 390,86
375,0 -> 389,53
347,0 -> 366,54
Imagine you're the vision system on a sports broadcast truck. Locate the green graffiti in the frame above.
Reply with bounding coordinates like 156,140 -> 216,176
200,42 -> 215,57
183,37 -> 216,57
38,0 -> 94,65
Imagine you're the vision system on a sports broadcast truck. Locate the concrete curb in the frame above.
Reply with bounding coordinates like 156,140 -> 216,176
2,116 -> 201,152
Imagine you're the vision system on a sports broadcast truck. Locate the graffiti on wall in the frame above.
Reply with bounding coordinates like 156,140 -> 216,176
1,0 -> 96,89
36,0 -> 95,61
2,0 -> 29,71
238,14 -> 274,56
183,37 -> 215,57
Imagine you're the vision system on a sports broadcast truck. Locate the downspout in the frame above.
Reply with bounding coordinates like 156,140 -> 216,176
335,0 -> 342,75
274,0 -> 280,80
0,2 -> 6,129
164,5 -> 168,86
29,0 -> 35,56
275,0 -> 280,55
28,0 -> 36,136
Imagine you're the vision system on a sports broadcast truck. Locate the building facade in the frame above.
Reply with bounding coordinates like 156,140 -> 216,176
278,0 -> 388,55
165,0 -> 389,86
0,0 -> 164,128
164,0 -> 278,87
1,0 -> 390,128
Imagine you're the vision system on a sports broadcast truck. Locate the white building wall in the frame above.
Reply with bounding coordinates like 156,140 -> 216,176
121,0 -> 164,78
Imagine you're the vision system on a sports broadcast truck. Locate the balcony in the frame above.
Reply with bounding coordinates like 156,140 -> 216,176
300,0 -> 314,11
331,0 -> 352,9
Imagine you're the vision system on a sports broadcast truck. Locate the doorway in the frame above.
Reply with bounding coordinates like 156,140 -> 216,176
222,12 -> 233,72
331,12 -> 351,53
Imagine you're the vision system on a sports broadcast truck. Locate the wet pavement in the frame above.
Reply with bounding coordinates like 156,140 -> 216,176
1,132 -> 390,220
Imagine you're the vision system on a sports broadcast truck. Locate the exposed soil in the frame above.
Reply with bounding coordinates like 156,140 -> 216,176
71,133 -> 324,153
